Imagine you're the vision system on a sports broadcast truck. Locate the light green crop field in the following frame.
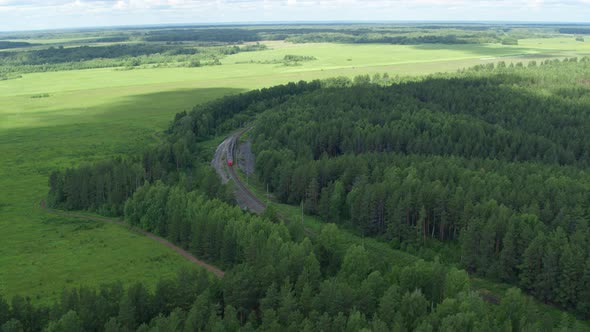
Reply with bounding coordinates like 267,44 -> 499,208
1,36 -> 588,302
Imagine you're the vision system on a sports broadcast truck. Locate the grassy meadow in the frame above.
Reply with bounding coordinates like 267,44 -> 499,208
1,36 -> 589,302
0,87 -> 236,301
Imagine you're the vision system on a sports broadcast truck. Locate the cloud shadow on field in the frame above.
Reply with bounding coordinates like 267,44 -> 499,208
96,87 -> 245,123
1,87 -> 245,132
0,86 -> 244,180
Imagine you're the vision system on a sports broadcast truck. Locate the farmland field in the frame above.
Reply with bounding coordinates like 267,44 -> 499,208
1,34 -> 589,302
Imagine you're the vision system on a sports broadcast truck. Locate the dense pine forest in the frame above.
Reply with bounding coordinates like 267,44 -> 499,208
2,192 -> 567,331
31,59 -> 590,330
250,59 -> 590,316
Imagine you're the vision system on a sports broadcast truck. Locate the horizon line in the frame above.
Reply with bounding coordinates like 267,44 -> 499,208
1,19 -> 589,34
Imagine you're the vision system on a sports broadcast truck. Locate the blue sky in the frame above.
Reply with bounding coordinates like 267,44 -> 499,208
0,0 -> 589,31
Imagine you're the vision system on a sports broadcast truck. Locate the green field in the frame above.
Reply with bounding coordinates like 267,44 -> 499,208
1,36 -> 589,302
230,38 -> 590,70
0,87 -> 237,301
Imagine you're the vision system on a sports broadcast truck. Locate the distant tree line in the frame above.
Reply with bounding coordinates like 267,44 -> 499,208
82,36 -> 130,43
0,41 -> 36,49
220,43 -> 268,55
143,29 -> 262,43
559,27 -> 590,34
0,44 -> 198,66
0,42 -> 268,75
139,26 -> 517,45
286,33 -> 474,44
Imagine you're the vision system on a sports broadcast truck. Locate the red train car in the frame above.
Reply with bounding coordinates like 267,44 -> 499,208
227,137 -> 235,166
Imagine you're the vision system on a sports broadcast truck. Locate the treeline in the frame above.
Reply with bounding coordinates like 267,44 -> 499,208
0,41 -> 36,49
144,29 -> 261,43
286,33 -> 474,44
31,181 -> 576,331
139,26 -> 509,45
250,59 -> 590,317
81,36 -> 130,43
0,44 -> 198,66
220,43 -> 268,55
47,159 -> 144,215
0,54 -> 198,75
47,158 -> 228,216
166,80 -> 321,140
559,27 -> 590,34
0,268 -> 217,332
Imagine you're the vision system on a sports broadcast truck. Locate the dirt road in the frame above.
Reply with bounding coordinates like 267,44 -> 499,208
42,203 -> 225,278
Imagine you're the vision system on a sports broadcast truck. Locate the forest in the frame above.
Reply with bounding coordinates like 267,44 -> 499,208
249,59 -> 590,317
3,188 -> 570,331
29,59 -> 590,330
285,33 -> 475,44
559,28 -> 590,34
143,29 -> 262,43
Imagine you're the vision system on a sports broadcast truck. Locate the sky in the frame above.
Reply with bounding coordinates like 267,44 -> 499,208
0,0 -> 589,32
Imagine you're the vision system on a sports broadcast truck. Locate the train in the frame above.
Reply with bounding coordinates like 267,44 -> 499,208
227,137 -> 235,166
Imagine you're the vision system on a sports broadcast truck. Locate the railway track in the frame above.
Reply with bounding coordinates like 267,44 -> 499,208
226,129 -> 266,214
217,128 -> 316,237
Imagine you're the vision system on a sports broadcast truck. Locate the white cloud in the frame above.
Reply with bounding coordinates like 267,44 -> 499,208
0,0 -> 589,31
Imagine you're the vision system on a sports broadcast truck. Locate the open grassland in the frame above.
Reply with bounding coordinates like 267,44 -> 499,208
1,36 -> 589,302
229,38 -> 590,72
0,87 -> 236,301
